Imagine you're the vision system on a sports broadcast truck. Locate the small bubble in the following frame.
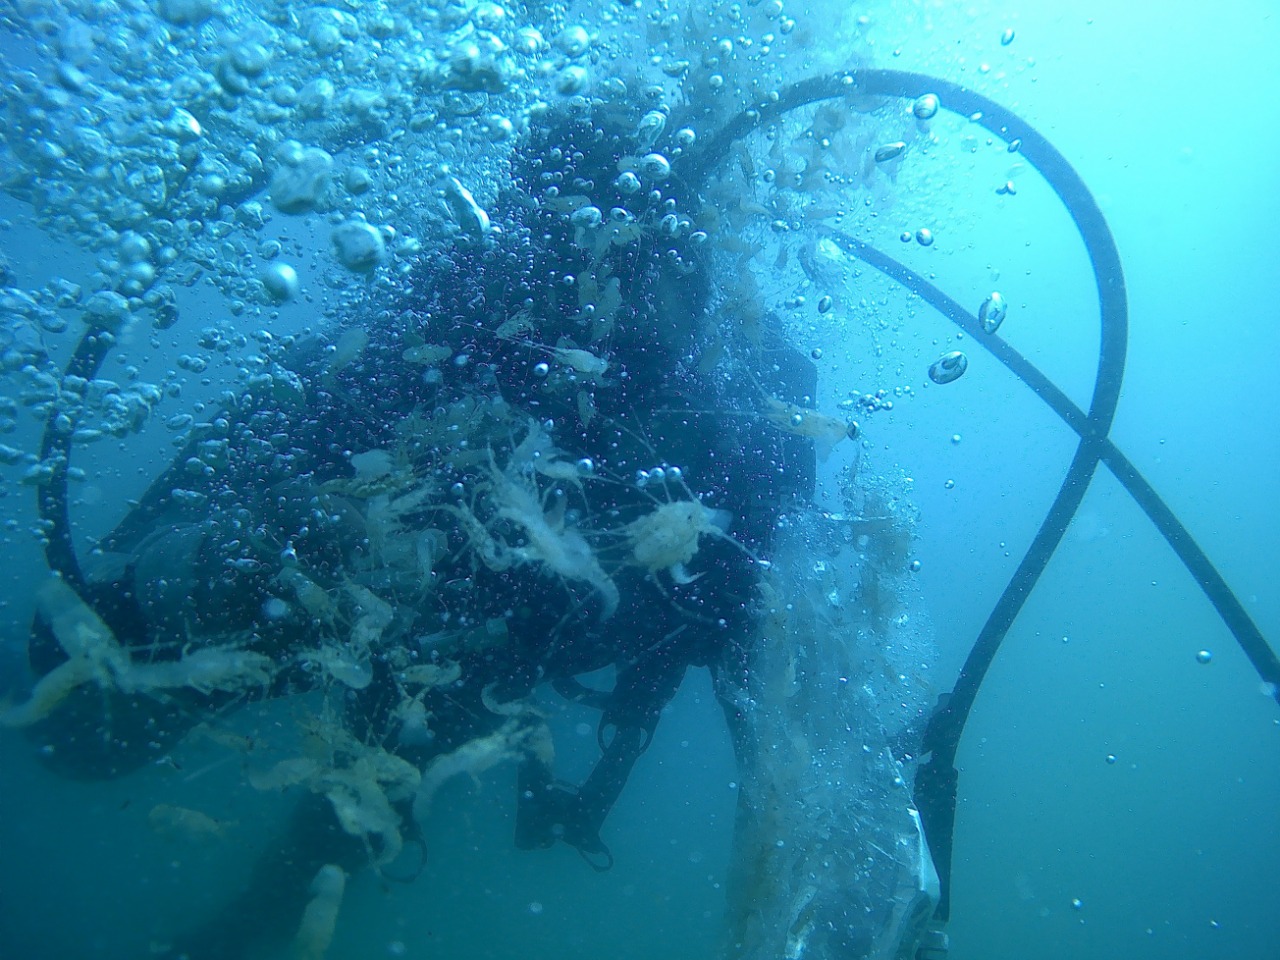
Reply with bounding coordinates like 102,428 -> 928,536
261,262 -> 300,303
913,93 -> 940,120
1105,753 -> 1117,765
528,901 -> 544,915
909,559 -> 922,572
639,153 -> 671,181
1196,649 -> 1213,664
874,141 -> 907,163
978,292 -> 1007,334
928,350 -> 968,384
1071,898 -> 1084,911
915,227 -> 934,247
553,66 -> 592,98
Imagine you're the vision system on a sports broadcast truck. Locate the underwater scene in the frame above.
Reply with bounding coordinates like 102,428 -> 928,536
1,1 -> 1276,959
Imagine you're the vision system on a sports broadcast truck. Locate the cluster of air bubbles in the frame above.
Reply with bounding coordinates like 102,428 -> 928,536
615,171 -> 642,194
635,465 -> 683,488
570,206 -> 604,229
331,222 -> 387,273
269,143 -> 334,215
840,389 -> 898,416
0,0 -> 569,314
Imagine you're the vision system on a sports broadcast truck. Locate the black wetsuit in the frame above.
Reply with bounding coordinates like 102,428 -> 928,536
21,107 -> 817,958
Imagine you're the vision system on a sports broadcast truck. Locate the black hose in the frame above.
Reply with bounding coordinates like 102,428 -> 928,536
683,69 -> 1279,922
827,229 -> 1280,709
36,328 -> 115,591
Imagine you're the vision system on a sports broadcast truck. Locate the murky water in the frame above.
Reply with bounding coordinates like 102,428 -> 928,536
1,3 -> 1277,960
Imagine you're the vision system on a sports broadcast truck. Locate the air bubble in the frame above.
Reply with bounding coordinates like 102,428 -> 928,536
913,94 -> 940,120
330,221 -> 386,272
928,351 -> 968,384
262,263 -> 299,302
874,142 -> 906,163
978,292 -> 1007,334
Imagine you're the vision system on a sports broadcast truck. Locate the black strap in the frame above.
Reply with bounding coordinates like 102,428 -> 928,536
515,658 -> 688,867
36,329 -> 116,591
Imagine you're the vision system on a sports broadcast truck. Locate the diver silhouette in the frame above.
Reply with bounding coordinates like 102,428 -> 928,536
11,57 -> 1276,960
18,99 -> 821,959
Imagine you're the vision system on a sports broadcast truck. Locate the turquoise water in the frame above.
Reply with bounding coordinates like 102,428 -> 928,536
1,2 -> 1277,959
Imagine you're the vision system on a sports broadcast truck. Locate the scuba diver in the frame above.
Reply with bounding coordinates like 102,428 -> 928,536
9,0 -> 1270,948
12,98 -> 829,958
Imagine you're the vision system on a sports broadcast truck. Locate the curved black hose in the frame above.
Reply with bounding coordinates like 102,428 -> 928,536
682,69 -> 1279,921
828,230 -> 1280,706
36,329 -> 116,591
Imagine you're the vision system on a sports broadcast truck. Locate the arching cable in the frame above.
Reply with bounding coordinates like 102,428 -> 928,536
827,230 -> 1280,709
683,69 -> 1278,923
